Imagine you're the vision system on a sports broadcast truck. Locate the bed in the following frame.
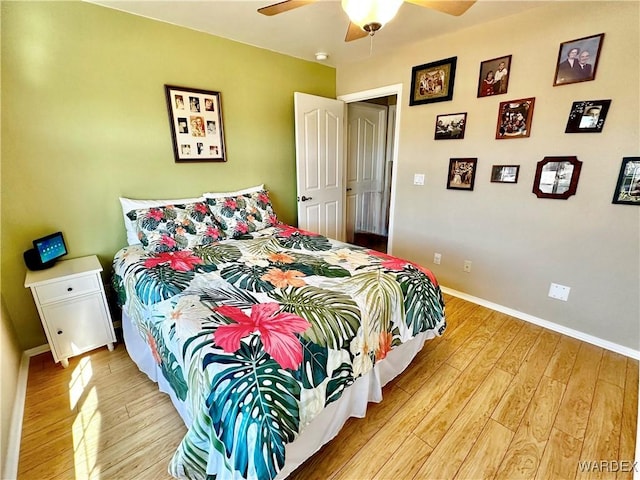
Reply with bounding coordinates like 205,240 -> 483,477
112,186 -> 446,480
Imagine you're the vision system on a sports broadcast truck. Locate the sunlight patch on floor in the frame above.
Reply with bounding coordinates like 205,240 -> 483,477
69,357 -> 93,409
70,358 -> 103,478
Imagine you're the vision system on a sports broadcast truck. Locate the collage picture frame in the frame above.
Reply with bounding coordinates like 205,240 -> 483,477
165,85 -> 227,163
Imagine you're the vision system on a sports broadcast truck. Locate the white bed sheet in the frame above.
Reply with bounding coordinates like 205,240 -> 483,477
122,310 -> 433,478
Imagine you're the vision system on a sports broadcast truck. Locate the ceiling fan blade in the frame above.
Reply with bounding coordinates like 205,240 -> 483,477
405,0 -> 476,16
345,22 -> 369,42
258,0 -> 317,16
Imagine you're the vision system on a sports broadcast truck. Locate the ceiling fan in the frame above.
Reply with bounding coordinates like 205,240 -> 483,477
258,0 -> 477,42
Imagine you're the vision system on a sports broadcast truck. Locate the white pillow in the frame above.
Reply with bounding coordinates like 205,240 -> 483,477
119,196 -> 204,245
202,184 -> 264,199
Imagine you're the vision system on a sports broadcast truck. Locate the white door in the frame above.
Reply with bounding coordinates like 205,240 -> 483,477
345,102 -> 387,243
294,92 -> 345,241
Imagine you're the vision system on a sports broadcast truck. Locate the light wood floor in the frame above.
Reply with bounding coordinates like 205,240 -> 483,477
18,295 -> 638,479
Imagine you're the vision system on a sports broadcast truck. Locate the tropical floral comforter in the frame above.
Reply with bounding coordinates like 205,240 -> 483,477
112,224 -> 446,480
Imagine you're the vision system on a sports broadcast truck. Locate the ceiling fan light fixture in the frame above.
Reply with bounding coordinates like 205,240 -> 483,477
341,0 -> 403,34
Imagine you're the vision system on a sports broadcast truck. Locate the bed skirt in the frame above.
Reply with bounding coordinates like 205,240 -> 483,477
122,309 -> 433,478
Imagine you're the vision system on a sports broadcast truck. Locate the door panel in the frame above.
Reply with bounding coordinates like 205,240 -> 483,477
346,102 -> 387,239
294,92 -> 345,241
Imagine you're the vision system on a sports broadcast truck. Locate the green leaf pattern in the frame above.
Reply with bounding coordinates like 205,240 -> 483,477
112,225 -> 445,480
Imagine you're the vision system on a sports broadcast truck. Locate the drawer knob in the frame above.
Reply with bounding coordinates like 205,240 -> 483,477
57,330 -> 63,335
67,287 -> 73,292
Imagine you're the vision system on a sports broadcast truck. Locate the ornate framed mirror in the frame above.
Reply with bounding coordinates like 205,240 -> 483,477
533,156 -> 582,199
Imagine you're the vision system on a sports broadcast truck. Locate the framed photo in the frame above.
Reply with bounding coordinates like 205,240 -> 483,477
434,112 -> 467,140
612,157 -> 640,205
477,55 -> 512,98
491,165 -> 520,183
495,97 -> 535,139
565,99 -> 611,133
553,33 -> 605,86
447,158 -> 477,191
533,156 -> 582,199
410,57 -> 457,106
164,85 -> 227,163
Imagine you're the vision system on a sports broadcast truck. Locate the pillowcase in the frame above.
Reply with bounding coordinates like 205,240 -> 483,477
202,184 -> 264,199
127,201 -> 224,252
206,189 -> 278,238
119,196 -> 204,245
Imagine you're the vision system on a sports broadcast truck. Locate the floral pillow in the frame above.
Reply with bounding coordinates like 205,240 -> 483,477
206,189 -> 279,238
127,202 -> 225,252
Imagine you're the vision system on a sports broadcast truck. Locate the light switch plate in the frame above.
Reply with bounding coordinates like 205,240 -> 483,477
413,174 -> 425,185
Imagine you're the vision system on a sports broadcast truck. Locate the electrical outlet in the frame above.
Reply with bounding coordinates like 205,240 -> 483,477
413,173 -> 425,186
463,260 -> 472,273
433,253 -> 441,264
548,283 -> 570,301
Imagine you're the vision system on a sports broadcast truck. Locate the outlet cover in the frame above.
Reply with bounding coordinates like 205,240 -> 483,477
413,174 -> 425,186
548,283 -> 570,301
433,253 -> 441,264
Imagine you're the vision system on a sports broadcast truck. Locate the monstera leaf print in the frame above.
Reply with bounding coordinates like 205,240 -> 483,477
348,270 -> 404,342
148,322 -> 188,400
220,263 -> 275,292
295,338 -> 330,389
135,264 -> 195,305
204,336 -> 300,480
111,273 -> 127,308
325,362 -> 355,406
396,266 -> 445,335
192,243 -> 242,265
276,232 -> 332,251
239,236 -> 282,257
283,252 -> 351,278
269,286 -> 360,350
189,202 -> 211,222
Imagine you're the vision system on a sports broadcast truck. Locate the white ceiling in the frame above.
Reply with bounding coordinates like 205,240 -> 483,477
88,0 -> 547,67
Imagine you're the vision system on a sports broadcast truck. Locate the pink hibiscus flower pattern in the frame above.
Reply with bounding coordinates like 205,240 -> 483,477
277,225 -> 318,238
144,250 -> 203,271
147,208 -> 164,221
214,303 -> 311,370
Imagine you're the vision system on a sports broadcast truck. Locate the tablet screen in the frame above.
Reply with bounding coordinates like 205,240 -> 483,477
34,232 -> 67,264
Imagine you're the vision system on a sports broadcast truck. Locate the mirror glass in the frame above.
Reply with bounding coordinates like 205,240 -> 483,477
539,161 -> 574,194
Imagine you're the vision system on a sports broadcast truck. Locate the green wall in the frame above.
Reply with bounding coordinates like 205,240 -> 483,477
1,1 -> 336,350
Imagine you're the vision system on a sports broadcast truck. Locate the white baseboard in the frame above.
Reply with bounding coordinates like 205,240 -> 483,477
25,343 -> 50,356
3,344 -> 51,480
2,351 -> 31,480
441,286 -> 640,360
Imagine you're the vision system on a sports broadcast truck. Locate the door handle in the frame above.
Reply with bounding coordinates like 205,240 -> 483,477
299,195 -> 313,202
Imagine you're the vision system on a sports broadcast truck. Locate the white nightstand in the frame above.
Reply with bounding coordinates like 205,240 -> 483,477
24,255 -> 116,368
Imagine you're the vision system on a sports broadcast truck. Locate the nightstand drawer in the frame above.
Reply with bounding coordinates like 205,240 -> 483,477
34,274 -> 101,304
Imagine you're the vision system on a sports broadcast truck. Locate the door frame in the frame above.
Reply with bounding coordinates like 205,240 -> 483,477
338,84 -> 403,253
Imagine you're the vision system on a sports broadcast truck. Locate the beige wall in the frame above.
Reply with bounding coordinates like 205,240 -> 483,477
1,1 -> 335,350
337,2 -> 639,351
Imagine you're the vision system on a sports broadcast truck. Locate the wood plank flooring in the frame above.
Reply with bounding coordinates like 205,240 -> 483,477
18,295 -> 638,479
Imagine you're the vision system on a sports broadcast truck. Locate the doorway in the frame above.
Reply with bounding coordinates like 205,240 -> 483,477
345,95 -> 397,254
